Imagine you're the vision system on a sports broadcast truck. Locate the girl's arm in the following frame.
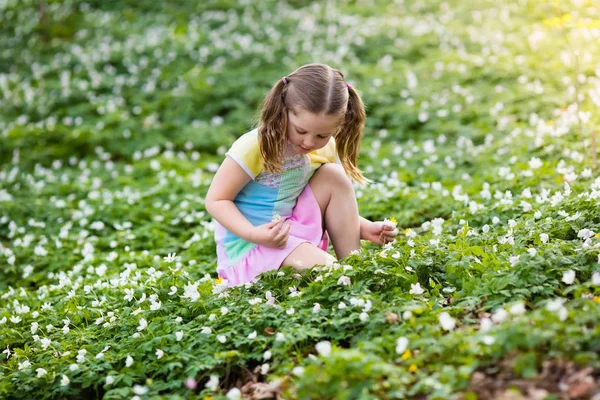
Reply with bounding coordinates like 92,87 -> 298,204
205,156 -> 256,242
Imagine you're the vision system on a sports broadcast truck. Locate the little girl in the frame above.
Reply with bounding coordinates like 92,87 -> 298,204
205,63 -> 398,286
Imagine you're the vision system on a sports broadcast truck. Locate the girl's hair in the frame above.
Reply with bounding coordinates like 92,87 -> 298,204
255,63 -> 369,184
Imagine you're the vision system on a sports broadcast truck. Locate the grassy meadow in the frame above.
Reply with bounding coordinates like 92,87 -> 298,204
1,0 -> 600,398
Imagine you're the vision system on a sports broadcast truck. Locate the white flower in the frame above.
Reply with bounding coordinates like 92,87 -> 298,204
540,233 -> 549,244
137,318 -> 147,331
562,270 -> 575,285
558,307 -> 568,321
592,272 -> 600,286
182,282 -> 200,302
395,337 -> 409,354
402,310 -> 413,320
359,312 -> 369,322
150,300 -> 161,311
175,331 -> 184,341
509,256 -> 520,266
492,309 -> 508,323
123,288 -> 135,302
163,253 -> 178,263
18,360 -> 31,370
546,298 -> 565,313
168,286 -> 177,295
260,363 -> 270,375
31,322 -> 38,334
577,229 -> 595,240
286,308 -> 295,315
338,302 -> 347,309
438,312 -> 456,331
275,332 -> 285,342
481,335 -> 495,345
527,248 -> 537,256
76,349 -> 87,363
155,349 -> 164,359
226,388 -> 242,400
249,297 -> 262,305
61,375 -> 70,386
205,375 -> 219,391
69,364 -> 79,371
315,341 -> 332,357
480,317 -> 493,331
509,301 -> 526,315
126,355 -> 134,367
288,286 -> 302,297
528,157 -> 542,169
312,303 -> 321,313
409,282 -> 425,295
40,338 -> 51,350
383,218 -> 397,228
133,385 -> 148,395
10,316 -> 21,324
482,224 -> 490,233
200,327 -> 212,334
263,350 -> 272,360
36,368 -> 47,377
217,335 -> 226,343
292,366 -> 305,376
337,276 -> 351,286
106,375 -> 114,385
248,331 -> 257,339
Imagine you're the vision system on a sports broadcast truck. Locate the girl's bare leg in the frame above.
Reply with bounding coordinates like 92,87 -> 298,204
308,163 -> 361,258
280,242 -> 336,270
280,163 -> 360,270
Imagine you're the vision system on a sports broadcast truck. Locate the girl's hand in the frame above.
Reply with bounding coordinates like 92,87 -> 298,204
362,220 -> 398,245
250,219 -> 291,248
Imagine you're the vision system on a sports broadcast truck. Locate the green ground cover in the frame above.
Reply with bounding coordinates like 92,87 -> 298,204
1,0 -> 600,398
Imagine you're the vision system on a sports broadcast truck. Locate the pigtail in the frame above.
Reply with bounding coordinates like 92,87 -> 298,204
258,80 -> 289,174
336,85 -> 371,184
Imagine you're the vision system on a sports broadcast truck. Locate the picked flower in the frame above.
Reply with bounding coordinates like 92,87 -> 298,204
383,217 -> 398,228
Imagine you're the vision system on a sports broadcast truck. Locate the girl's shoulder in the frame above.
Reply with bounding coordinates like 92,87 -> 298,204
226,129 -> 263,179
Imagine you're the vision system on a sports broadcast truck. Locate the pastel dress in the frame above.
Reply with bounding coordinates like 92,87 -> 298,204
214,128 -> 340,286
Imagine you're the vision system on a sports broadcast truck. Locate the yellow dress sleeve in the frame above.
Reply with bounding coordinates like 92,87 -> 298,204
225,129 -> 264,179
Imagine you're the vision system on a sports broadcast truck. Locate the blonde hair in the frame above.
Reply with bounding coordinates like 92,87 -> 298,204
254,63 -> 369,184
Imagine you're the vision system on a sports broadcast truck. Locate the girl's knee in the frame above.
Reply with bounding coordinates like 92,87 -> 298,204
312,163 -> 352,188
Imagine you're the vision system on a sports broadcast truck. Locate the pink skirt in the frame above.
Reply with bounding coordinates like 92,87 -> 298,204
216,184 -> 328,287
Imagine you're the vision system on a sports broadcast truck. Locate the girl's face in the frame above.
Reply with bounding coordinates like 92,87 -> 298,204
286,109 -> 341,155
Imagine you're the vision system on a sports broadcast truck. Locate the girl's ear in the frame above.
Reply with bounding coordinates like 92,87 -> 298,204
258,80 -> 288,174
336,85 -> 370,184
